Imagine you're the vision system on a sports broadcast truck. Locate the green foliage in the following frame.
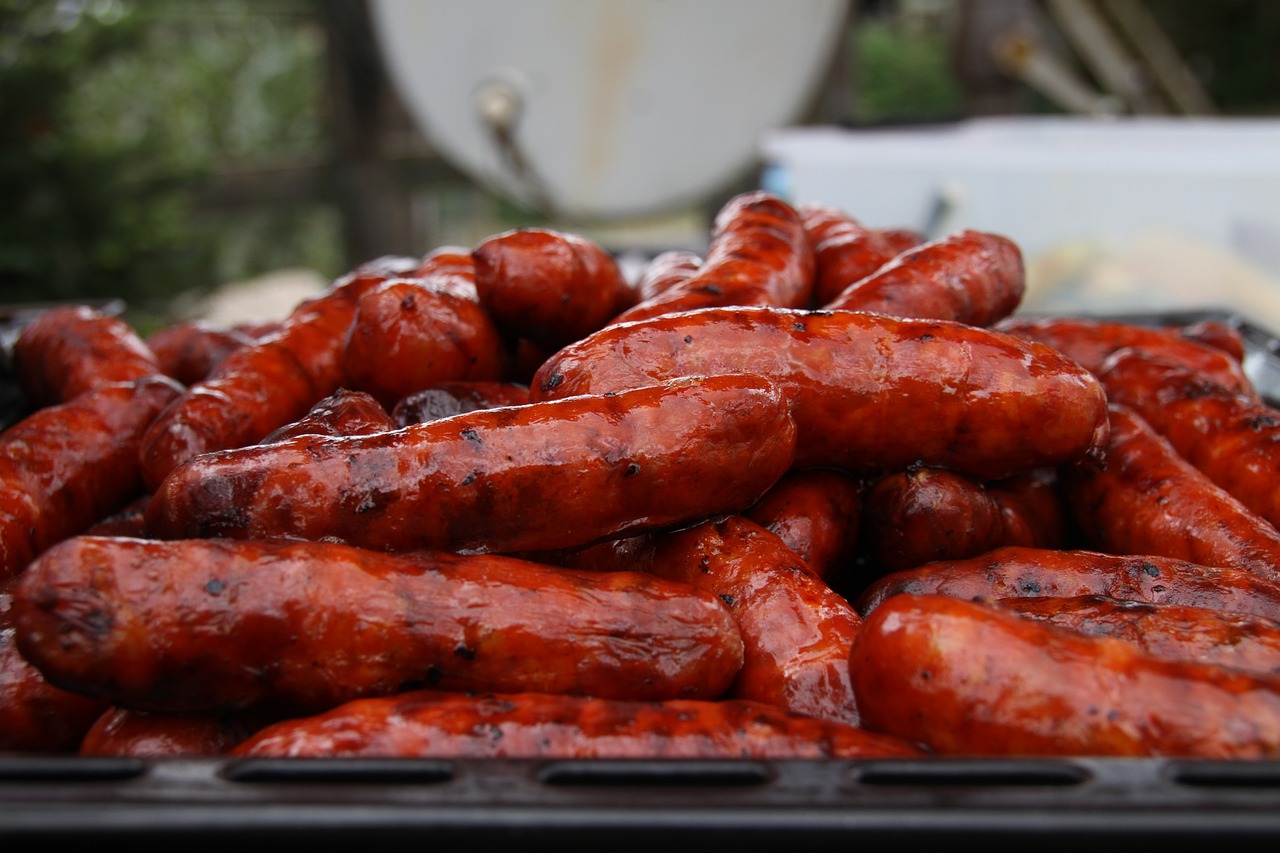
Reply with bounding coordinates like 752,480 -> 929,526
851,15 -> 966,125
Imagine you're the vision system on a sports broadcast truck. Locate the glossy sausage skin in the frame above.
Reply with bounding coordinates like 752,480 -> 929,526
391,380 -> 530,427
636,515 -> 863,726
145,373 -> 797,555
1173,318 -> 1246,363
259,388 -> 395,443
12,305 -> 162,407
852,545 -> 1280,624
994,315 -> 1254,395
610,191 -> 814,324
743,467 -> 865,581
530,306 -> 1110,479
138,283 -> 377,491
342,278 -> 507,410
1100,349 -> 1280,531
1063,404 -> 1280,583
13,536 -> 745,714
797,202 -> 920,306
79,706 -> 275,757
145,320 -> 257,387
0,375 -> 183,579
635,249 -> 702,302
822,229 -> 1025,327
849,593 -> 1280,758
997,594 -> 1280,680
471,228 -> 636,349
0,578 -> 107,752
232,690 -> 925,760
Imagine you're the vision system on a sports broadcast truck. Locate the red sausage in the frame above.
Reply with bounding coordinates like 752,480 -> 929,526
849,593 -> 1280,758
530,306 -> 1110,480
259,388 -> 395,443
823,229 -> 1025,327
852,545 -> 1280,624
11,304 -> 162,407
634,249 -> 702,302
13,536 -> 745,714
144,373 -> 797,556
743,467 -> 865,581
471,228 -> 636,349
232,690 -> 925,760
391,380 -> 530,427
1062,404 -> 1280,583
145,320 -> 257,387
797,202 -> 913,306
610,191 -> 814,324
79,707 -> 278,757
0,375 -> 183,579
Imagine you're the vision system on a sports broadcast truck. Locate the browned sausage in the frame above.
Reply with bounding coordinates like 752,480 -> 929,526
391,380 -> 530,427
0,375 -> 183,579
993,314 -> 1255,395
852,545 -> 1280,624
13,536 -> 745,714
471,228 -> 636,349
743,467 -> 865,581
848,592 -> 1280,758
144,320 -> 257,386
530,306 -> 1110,480
259,388 -> 395,443
1172,317 -> 1247,363
634,249 -> 702,302
1099,349 -> 1280,531
79,707 -> 278,757
610,191 -> 814,324
822,229 -> 1025,327
996,594 -> 1280,679
11,304 -> 162,407
83,495 -> 150,538
0,578 -> 107,752
341,277 -> 507,410
144,373 -> 797,556
138,278 -> 385,491
797,202 -> 916,306
231,689 -> 925,759
987,467 -> 1069,550
634,515 -> 863,726
1062,404 -> 1280,583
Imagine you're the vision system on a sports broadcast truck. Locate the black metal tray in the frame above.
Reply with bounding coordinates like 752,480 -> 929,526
3,306 -> 1280,849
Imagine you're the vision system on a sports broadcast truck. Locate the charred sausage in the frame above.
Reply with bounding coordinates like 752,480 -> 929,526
258,388 -> 395,443
391,380 -> 530,427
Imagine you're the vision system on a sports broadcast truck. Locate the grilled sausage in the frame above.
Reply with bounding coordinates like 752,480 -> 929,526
848,593 -> 1280,758
0,375 -> 183,579
259,388 -> 395,443
743,467 -> 865,581
610,191 -> 814,324
472,228 -> 636,349
13,535 -> 745,714
996,594 -> 1280,679
530,306 -> 1110,480
822,229 -> 1025,327
635,515 -> 863,726
78,707 -> 277,757
11,304 -> 162,407
144,373 -> 797,556
145,320 -> 257,387
1172,317 -> 1247,363
231,689 -> 925,759
797,202 -> 917,306
1099,349 -> 1280,531
1062,404 -> 1280,583
391,380 -> 530,427
852,545 -> 1280,624
634,249 -> 702,302
993,314 -> 1254,395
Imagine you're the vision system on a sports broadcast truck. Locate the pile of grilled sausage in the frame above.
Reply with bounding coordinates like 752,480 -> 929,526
4,190 -> 1280,761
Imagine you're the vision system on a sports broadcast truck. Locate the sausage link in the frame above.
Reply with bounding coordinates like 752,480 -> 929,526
144,320 -> 257,387
797,203 -> 914,306
391,380 -> 530,427
144,373 -> 797,555
1172,317 -> 1246,363
743,467 -> 865,581
996,594 -> 1280,680
232,689 -> 925,759
79,707 -> 278,757
13,536 -> 745,714
472,228 -> 636,349
1100,349 -> 1280,531
259,388 -> 395,443
823,229 -> 1025,327
11,304 -> 162,407
993,314 -> 1254,395
849,592 -> 1280,758
635,515 -> 863,726
634,249 -> 702,302
610,191 -> 814,324
530,306 -> 1109,479
852,545 -> 1280,624
1063,404 -> 1280,583
0,375 -> 183,579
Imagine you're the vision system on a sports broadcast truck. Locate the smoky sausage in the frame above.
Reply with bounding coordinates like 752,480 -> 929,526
743,467 -> 865,581
144,320 -> 257,387
391,380 -> 530,427
798,202 -> 914,306
258,388 -> 395,443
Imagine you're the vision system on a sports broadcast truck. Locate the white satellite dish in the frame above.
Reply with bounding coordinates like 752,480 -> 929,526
369,0 -> 850,222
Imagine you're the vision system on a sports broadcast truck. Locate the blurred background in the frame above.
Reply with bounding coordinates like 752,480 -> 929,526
3,0 -> 1279,333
